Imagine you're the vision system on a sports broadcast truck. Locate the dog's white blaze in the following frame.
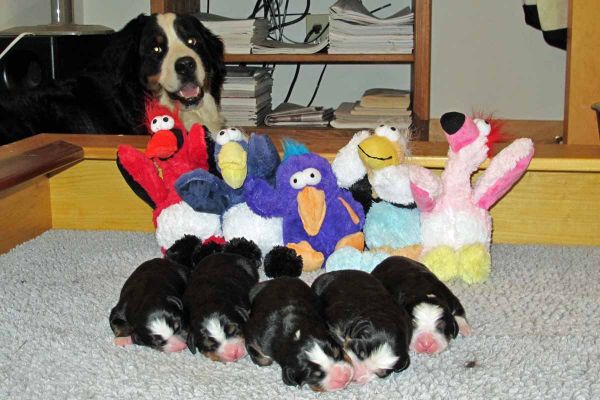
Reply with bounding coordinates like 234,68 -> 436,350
205,316 -> 227,344
306,341 -> 334,370
155,13 -> 206,92
362,342 -> 399,371
148,318 -> 174,339
411,303 -> 448,351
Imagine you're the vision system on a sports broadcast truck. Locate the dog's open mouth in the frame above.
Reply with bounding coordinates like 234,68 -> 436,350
167,82 -> 204,107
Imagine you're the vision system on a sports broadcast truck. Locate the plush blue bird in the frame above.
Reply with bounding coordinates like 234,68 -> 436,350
175,128 -> 280,215
244,140 -> 365,272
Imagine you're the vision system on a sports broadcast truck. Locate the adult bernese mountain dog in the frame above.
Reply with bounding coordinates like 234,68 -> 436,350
0,13 -> 225,146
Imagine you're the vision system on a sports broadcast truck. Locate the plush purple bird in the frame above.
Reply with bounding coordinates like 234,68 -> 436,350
244,140 -> 365,272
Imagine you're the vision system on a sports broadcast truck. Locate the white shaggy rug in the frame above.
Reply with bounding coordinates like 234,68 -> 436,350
0,230 -> 599,399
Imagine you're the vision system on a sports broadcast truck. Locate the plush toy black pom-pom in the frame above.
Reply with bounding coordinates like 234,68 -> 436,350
165,235 -> 202,268
192,241 -> 224,266
223,238 -> 262,268
264,246 -> 303,278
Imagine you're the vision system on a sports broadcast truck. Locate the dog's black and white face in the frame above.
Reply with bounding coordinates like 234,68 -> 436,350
334,321 -> 410,384
132,13 -> 225,132
131,306 -> 186,353
186,309 -> 249,363
407,297 -> 461,355
279,331 -> 354,392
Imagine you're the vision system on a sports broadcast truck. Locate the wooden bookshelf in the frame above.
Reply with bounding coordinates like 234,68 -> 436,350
224,0 -> 432,139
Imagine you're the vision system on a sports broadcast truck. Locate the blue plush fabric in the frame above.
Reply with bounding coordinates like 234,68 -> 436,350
175,134 -> 280,214
244,148 -> 365,258
325,247 -> 389,272
364,201 -> 421,249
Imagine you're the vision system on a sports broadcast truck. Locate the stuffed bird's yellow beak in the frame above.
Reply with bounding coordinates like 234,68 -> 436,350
297,186 -> 326,236
357,135 -> 402,170
218,142 -> 247,189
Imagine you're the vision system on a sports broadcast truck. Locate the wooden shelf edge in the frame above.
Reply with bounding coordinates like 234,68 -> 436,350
0,140 -> 84,192
224,53 -> 414,64
2,133 -> 599,173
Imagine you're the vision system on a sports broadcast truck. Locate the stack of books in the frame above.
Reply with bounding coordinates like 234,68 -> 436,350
331,88 -> 412,129
328,0 -> 414,54
265,103 -> 334,127
221,66 -> 273,126
195,13 -> 268,54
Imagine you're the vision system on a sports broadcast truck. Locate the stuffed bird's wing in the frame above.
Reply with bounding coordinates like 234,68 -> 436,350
247,133 -> 281,181
473,138 -> 534,210
409,164 -> 442,212
244,177 -> 284,217
116,144 -> 167,209
175,168 -> 233,215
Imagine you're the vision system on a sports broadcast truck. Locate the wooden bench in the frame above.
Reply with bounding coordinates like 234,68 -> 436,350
1,133 -> 599,254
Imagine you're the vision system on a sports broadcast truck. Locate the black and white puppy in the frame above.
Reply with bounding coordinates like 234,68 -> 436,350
109,257 -> 188,353
312,270 -> 411,384
371,256 -> 472,355
244,277 -> 354,392
183,238 -> 261,363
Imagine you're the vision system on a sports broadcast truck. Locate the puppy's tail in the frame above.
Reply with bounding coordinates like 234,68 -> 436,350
222,237 -> 262,270
165,235 -> 203,269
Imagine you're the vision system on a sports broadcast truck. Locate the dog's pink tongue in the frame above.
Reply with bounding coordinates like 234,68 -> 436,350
179,83 -> 199,99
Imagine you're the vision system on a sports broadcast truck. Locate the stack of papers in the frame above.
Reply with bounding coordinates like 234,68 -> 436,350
265,103 -> 334,127
252,38 -> 329,55
329,0 -> 414,54
195,13 -> 268,54
221,66 -> 273,126
331,88 -> 412,129
351,88 -> 411,117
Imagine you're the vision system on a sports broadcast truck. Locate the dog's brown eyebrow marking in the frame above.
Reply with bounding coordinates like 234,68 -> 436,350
155,35 -> 166,44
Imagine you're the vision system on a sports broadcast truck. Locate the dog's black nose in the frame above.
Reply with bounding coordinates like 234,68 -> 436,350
440,112 -> 465,135
175,57 -> 196,75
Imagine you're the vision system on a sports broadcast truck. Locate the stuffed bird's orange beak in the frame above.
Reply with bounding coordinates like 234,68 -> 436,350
146,130 -> 178,159
297,186 -> 326,236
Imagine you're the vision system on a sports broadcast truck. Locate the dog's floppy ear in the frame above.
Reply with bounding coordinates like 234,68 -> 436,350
186,332 -> 197,354
166,295 -> 184,311
109,304 -> 132,337
311,272 -> 336,297
282,367 -> 302,387
188,17 -> 225,102
96,14 -> 150,82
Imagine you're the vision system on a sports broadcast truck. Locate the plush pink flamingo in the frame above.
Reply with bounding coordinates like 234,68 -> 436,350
409,112 -> 534,284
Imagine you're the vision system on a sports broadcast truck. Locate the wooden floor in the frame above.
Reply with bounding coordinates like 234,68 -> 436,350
1,132 -> 599,254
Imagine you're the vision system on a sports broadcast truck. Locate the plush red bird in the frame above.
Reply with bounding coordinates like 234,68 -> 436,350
116,100 -> 223,252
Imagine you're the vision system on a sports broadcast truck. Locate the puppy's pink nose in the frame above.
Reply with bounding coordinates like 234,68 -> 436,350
221,342 -> 247,362
326,364 -> 354,390
164,336 -> 187,353
415,333 -> 439,354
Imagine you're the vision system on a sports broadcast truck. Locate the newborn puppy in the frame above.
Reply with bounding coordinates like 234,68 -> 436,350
184,238 -> 261,363
312,270 -> 411,384
109,257 -> 189,353
244,277 -> 354,392
371,256 -> 471,355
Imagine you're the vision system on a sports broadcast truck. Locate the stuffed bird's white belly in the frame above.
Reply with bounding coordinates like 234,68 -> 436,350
222,202 -> 283,255
156,201 -> 222,250
420,207 -> 490,250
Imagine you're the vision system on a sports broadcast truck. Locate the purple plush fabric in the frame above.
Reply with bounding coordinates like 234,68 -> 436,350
244,152 -> 365,257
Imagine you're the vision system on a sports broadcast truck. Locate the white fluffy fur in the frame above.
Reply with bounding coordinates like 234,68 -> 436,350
155,201 -> 222,250
205,316 -> 227,345
370,164 -> 415,205
306,341 -> 335,370
331,130 -> 370,188
420,208 -> 491,250
156,13 -> 224,134
410,303 -> 448,353
222,203 -> 283,255
148,318 -> 174,340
